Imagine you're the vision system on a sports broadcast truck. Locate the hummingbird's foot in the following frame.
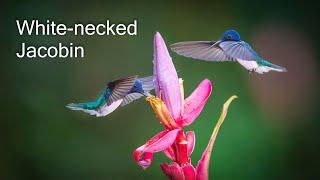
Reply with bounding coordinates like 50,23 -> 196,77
248,68 -> 256,74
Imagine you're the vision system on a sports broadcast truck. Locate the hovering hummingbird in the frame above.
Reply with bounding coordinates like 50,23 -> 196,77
170,29 -> 287,74
66,75 -> 154,117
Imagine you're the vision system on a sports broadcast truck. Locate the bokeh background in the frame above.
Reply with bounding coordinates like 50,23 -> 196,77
2,0 -> 320,179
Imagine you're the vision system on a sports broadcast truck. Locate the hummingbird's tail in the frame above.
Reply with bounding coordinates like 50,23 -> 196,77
66,103 -> 97,115
66,101 -> 100,111
66,102 -> 121,117
260,60 -> 287,73
66,103 -> 86,111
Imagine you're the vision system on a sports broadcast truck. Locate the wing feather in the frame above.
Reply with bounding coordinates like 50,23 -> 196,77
107,75 -> 138,105
170,41 -> 235,61
219,41 -> 258,60
120,93 -> 144,107
138,76 -> 154,91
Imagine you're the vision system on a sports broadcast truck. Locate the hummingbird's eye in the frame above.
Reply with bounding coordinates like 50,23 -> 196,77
227,34 -> 232,40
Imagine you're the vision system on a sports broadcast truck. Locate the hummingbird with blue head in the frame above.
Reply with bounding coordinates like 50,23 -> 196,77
170,29 -> 287,74
66,75 -> 154,117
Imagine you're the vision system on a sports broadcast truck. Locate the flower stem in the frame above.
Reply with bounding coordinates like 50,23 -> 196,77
175,130 -> 190,165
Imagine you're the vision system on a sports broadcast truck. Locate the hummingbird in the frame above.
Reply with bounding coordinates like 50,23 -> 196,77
170,29 -> 287,74
66,75 -> 154,117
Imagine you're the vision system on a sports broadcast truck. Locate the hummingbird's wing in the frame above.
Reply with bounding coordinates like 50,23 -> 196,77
120,93 -> 144,107
138,76 -> 154,91
106,75 -> 138,106
219,41 -> 259,61
170,41 -> 235,61
120,76 -> 154,107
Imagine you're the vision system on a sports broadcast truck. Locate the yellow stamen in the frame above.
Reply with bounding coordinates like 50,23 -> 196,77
179,78 -> 184,101
146,97 -> 178,129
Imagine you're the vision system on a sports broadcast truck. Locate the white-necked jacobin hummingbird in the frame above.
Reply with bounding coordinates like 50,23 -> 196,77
170,29 -> 287,74
66,75 -> 154,117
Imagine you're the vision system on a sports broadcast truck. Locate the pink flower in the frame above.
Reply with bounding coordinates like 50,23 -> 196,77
133,32 -> 237,180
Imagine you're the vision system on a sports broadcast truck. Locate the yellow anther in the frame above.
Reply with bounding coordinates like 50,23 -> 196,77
146,96 -> 178,129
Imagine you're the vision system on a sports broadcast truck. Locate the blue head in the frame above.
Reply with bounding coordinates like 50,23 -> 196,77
221,30 -> 241,41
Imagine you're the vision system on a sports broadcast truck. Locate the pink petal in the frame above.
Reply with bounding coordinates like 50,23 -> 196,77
196,96 -> 237,180
182,79 -> 212,126
163,146 -> 176,161
153,32 -> 182,120
133,129 -> 180,169
144,129 -> 180,152
161,162 -> 184,180
182,163 -> 197,180
133,148 -> 153,170
186,131 -> 195,156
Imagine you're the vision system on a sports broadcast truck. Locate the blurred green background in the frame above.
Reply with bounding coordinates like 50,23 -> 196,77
2,0 -> 320,179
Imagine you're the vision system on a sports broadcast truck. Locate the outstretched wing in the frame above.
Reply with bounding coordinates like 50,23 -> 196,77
106,75 -> 138,105
120,76 -> 154,107
120,93 -> 144,107
219,41 -> 258,61
170,41 -> 235,61
138,76 -> 154,91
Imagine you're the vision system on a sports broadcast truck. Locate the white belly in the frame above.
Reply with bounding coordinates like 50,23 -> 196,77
96,99 -> 123,117
69,99 -> 123,117
236,59 -> 258,71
